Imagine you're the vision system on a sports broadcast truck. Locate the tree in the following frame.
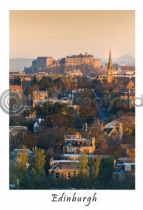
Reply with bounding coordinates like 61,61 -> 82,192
31,147 -> 46,179
81,88 -> 95,100
126,148 -> 135,162
31,75 -> 38,85
37,127 -> 66,150
38,76 -> 53,89
98,158 -> 114,189
13,76 -> 21,86
51,73 -> 59,81
78,153 -> 89,179
98,139 -> 108,154
10,145 -> 29,188
62,76 -> 72,90
92,155 -> 101,179
10,130 -> 37,151
79,106 -> 97,123
110,99 -> 121,114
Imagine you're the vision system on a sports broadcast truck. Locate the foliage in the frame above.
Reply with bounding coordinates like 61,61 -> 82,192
31,147 -> 46,179
10,130 -> 37,151
13,76 -> 21,86
37,126 -> 77,150
79,105 -> 97,123
31,75 -> 38,85
10,145 -> 29,188
62,76 -> 72,90
38,76 -> 54,89
92,155 -> 101,178
78,153 -> 89,179
97,158 -> 114,188
126,148 -> 135,162
80,88 -> 95,100
51,73 -> 59,81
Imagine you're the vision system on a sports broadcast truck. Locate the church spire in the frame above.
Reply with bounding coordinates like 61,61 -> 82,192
107,49 -> 113,83
109,49 -> 112,68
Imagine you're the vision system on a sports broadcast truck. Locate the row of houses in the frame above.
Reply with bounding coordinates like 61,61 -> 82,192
48,133 -> 95,179
10,117 -> 135,182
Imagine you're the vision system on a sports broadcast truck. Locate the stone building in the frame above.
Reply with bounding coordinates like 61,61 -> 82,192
63,134 -> 96,155
32,56 -> 54,67
48,160 -> 79,180
65,52 -> 101,68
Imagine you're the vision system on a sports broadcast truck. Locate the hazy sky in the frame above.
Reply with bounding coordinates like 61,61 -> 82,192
9,10 -> 135,59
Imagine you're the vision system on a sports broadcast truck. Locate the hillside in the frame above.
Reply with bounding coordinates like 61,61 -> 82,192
10,58 -> 33,72
97,55 -> 135,66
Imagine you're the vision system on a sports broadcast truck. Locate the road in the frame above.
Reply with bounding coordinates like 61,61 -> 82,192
93,90 -> 110,123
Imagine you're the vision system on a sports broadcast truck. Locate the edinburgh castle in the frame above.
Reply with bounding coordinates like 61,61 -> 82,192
24,52 -> 101,74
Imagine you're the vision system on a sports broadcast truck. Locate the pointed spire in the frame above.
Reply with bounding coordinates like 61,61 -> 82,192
108,49 -> 112,67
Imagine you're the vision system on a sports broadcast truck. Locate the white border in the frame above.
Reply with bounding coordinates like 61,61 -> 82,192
0,1 -> 142,210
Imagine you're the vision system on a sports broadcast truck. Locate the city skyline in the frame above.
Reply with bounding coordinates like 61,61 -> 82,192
10,10 -> 135,59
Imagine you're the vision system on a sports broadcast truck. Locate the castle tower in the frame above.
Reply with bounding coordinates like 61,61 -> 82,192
107,50 -> 113,83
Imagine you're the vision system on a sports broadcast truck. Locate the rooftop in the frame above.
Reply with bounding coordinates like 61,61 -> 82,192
105,116 -> 135,128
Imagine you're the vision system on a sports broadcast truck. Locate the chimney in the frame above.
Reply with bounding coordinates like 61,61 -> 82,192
92,137 -> 95,147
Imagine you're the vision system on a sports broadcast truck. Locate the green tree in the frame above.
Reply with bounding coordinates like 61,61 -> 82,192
13,76 -> 21,86
78,153 -> 89,178
98,158 -> 114,189
31,75 -> 38,85
31,147 -> 46,179
63,77 -> 72,90
38,76 -> 53,89
10,145 -> 29,188
79,105 -> 97,123
92,155 -> 101,179
110,98 -> 121,114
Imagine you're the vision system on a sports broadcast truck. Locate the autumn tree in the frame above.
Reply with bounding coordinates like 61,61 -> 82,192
10,130 -> 37,151
51,73 -> 59,81
126,148 -> 135,162
79,105 -> 97,124
80,88 -> 95,100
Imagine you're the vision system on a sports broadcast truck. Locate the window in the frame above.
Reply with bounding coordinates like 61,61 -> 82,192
67,172 -> 70,179
55,172 -> 60,179
83,149 -> 89,154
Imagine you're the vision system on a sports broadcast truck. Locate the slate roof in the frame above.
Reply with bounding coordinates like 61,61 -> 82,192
49,160 -> 79,171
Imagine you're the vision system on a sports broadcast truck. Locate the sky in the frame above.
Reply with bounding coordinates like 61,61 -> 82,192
9,10 -> 135,59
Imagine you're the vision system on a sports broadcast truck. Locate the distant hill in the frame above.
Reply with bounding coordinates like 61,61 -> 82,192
10,58 -> 33,72
96,55 -> 135,66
